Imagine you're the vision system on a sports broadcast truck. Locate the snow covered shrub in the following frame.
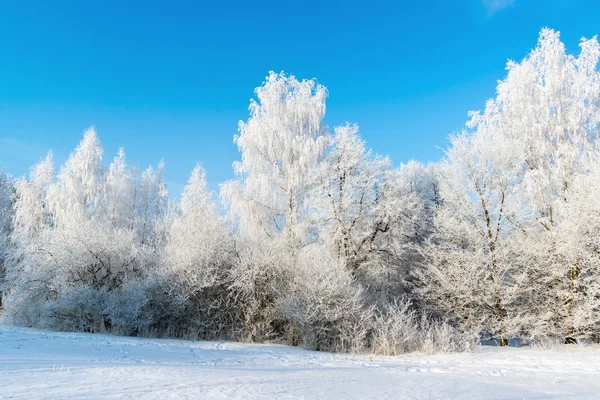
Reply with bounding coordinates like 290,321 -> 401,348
103,280 -> 151,335
418,314 -> 475,354
144,264 -> 234,340
371,298 -> 419,355
39,280 -> 149,334
1,286 -> 45,327
21,223 -> 148,331
282,247 -> 371,353
371,298 -> 474,355
227,237 -> 291,343
41,285 -> 108,332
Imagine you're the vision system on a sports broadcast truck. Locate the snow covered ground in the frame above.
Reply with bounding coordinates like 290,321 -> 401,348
1,324 -> 599,399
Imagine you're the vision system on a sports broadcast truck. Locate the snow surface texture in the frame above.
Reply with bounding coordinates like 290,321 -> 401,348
1,325 -> 600,399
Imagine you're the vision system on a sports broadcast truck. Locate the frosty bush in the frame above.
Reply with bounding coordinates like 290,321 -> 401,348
103,280 -> 152,335
226,237 -> 292,343
282,247 -> 371,353
371,298 -> 419,355
371,298 -> 472,355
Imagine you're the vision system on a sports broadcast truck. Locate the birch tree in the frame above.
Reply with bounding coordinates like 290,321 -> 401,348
312,123 -> 391,270
222,71 -> 329,251
312,124 -> 426,303
416,128 -> 522,346
221,71 -> 329,341
469,28 -> 600,342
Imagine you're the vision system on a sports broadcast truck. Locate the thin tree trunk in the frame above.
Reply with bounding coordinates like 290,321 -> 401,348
565,263 -> 579,344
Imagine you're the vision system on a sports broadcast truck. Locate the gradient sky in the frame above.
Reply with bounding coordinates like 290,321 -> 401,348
1,0 -> 599,196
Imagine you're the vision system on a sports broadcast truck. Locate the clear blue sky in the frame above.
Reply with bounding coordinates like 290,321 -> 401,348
1,0 -> 599,196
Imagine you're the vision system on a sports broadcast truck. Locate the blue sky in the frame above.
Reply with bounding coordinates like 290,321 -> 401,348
1,0 -> 599,196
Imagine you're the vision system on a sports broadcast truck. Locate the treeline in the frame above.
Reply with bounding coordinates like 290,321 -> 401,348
1,29 -> 599,353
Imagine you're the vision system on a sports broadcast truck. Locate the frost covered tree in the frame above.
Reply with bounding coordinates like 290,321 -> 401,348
103,148 -> 134,229
55,127 -> 104,225
551,159 -> 600,341
311,124 -> 427,303
135,161 -> 168,246
154,164 -> 234,337
415,28 -> 600,345
518,152 -> 600,342
221,71 -> 329,341
312,123 -> 391,269
0,170 -> 13,307
281,245 -> 371,352
415,128 -> 523,346
3,153 -> 56,321
493,29 -> 600,230
2,130 -> 165,333
222,71 -> 329,251
469,28 -> 600,342
165,165 -> 225,288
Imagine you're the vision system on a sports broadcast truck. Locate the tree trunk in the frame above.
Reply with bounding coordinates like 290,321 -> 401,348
564,264 -> 579,344
494,284 -> 508,346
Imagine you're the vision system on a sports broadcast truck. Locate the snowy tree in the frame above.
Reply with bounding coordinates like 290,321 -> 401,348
2,154 -> 56,321
0,170 -> 13,307
492,29 -> 600,229
155,164 -> 234,338
552,160 -> 600,341
134,161 -> 168,246
2,130 -> 164,333
221,71 -> 330,341
412,29 -> 600,345
312,123 -> 391,269
56,127 -> 104,225
13,153 -> 56,237
222,71 -> 329,253
165,164 -> 230,291
518,154 -> 600,342
103,148 -> 134,229
462,28 -> 600,342
282,245 -> 371,352
415,126 -> 523,346
310,124 -> 427,304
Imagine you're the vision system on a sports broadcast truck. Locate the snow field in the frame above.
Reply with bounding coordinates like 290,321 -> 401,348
1,324 -> 600,399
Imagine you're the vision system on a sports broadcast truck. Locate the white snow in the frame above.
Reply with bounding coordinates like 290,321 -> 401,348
1,324 -> 600,399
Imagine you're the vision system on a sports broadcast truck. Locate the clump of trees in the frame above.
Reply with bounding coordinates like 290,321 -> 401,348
1,28 -> 599,353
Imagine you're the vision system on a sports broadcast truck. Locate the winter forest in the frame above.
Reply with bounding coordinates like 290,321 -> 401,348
1,29 -> 600,354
